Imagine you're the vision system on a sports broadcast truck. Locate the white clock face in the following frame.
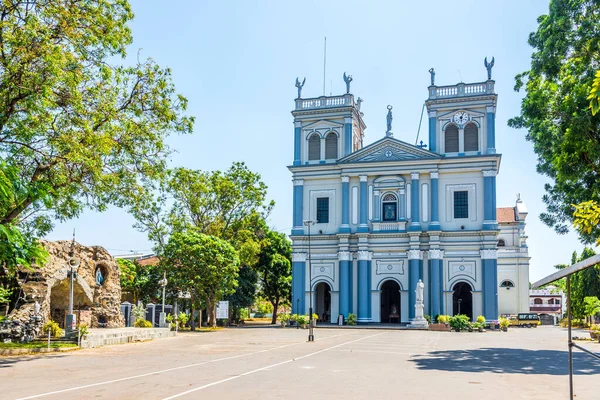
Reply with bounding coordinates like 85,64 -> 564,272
453,111 -> 469,125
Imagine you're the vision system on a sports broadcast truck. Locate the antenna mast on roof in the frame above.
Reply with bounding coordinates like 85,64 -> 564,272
323,37 -> 327,96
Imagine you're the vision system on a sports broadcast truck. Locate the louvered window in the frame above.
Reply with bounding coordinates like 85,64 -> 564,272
308,134 -> 320,160
464,123 -> 478,152
325,132 -> 338,159
445,124 -> 459,153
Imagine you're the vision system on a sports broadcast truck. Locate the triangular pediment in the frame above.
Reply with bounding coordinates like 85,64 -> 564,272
338,137 -> 441,164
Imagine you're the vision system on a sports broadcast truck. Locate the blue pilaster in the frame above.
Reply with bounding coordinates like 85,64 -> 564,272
340,176 -> 351,233
408,250 -> 422,319
339,256 -> 351,318
410,173 -> 421,231
486,106 -> 496,154
358,175 -> 369,233
399,189 -> 406,220
373,190 -> 381,222
429,251 -> 443,318
357,255 -> 370,322
428,111 -> 437,153
367,261 -> 372,319
292,259 -> 306,314
292,179 -> 304,235
293,122 -> 301,166
482,255 -> 498,319
483,171 -> 497,230
429,172 -> 440,230
344,117 -> 352,156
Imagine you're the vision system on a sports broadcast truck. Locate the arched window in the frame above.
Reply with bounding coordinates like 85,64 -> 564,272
548,298 -> 555,304
464,123 -> 479,152
500,280 -> 515,289
497,239 -> 506,247
308,134 -> 320,161
445,124 -> 459,153
534,298 -> 543,304
382,193 -> 398,222
325,132 -> 338,159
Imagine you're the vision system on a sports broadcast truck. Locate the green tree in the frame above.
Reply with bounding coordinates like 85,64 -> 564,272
584,296 -> 600,325
0,1 -> 193,273
254,229 -> 292,324
226,266 -> 258,324
557,248 -> 600,319
162,231 -> 239,328
508,0 -> 600,242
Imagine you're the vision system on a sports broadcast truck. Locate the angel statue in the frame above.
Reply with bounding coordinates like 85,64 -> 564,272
343,72 -> 353,94
386,105 -> 393,135
484,57 -> 495,80
295,77 -> 306,99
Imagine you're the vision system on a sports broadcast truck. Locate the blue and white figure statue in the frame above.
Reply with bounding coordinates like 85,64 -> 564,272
484,57 -> 495,80
343,72 -> 353,94
386,105 -> 393,137
429,67 -> 435,86
295,77 -> 306,99
95,267 -> 104,286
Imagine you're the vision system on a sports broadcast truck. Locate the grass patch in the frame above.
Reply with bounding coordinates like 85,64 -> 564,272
0,341 -> 78,349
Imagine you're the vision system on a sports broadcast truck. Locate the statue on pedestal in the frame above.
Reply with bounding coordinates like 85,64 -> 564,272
429,67 -> 435,86
410,279 -> 429,328
295,77 -> 306,99
343,72 -> 353,94
484,57 -> 495,80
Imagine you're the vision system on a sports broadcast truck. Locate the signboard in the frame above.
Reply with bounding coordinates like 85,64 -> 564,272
216,301 -> 229,319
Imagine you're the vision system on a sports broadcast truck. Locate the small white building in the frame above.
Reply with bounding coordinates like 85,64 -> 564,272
530,287 -> 564,325
497,196 -> 531,316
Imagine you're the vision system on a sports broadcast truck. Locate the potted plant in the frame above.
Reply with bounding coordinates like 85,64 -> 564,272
347,313 -> 357,326
590,324 -> 600,340
449,315 -> 470,332
295,315 -> 308,329
312,313 -> 319,327
279,313 -> 291,328
499,317 -> 510,332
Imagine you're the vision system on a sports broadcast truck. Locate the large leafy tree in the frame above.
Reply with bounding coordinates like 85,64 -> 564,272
0,1 -> 193,272
162,230 -> 239,328
508,0 -> 600,242
254,229 -> 292,324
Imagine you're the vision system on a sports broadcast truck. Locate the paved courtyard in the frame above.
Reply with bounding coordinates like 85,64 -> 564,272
1,326 -> 599,400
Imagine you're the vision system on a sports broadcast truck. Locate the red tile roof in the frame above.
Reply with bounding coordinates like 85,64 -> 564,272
136,255 -> 159,267
497,207 -> 516,223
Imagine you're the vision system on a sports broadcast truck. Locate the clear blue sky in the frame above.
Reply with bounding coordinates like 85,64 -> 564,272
46,0 -> 590,282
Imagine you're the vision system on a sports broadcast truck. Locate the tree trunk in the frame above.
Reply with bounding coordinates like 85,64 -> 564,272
190,292 -> 195,331
271,298 -> 279,325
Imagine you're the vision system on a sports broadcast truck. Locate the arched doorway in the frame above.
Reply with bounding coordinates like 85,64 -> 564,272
380,280 -> 401,323
314,282 -> 331,322
452,281 -> 473,320
50,278 -> 93,328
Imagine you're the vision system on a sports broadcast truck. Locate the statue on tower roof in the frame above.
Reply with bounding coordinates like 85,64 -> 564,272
295,77 -> 306,99
429,68 -> 435,86
343,72 -> 353,94
484,57 -> 495,80
386,105 -> 393,137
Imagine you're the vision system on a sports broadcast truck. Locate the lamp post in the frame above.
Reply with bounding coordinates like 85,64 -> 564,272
66,231 -> 80,336
159,271 -> 168,328
304,220 -> 315,342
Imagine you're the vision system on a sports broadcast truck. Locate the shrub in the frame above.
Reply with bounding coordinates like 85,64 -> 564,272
499,317 -> 510,330
424,315 -> 432,323
449,315 -> 470,331
134,319 -> 153,328
437,315 -> 450,324
473,321 -> 485,331
295,315 -> 308,327
312,313 -> 319,322
476,315 -> 486,324
347,313 -> 357,326
278,313 -> 291,325
240,308 -> 249,319
77,324 -> 89,338
591,324 -> 600,334
178,312 -> 189,327
42,320 -> 64,338
165,313 -> 174,323
132,304 -> 146,321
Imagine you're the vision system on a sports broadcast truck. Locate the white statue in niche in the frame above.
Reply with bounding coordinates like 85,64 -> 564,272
416,279 -> 424,303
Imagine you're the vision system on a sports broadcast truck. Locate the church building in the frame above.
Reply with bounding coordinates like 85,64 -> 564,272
288,63 -> 530,323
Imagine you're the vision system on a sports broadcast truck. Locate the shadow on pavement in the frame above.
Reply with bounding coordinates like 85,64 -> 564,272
410,348 -> 600,375
0,353 -> 67,368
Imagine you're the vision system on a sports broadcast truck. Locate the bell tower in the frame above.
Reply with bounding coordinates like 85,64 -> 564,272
291,75 -> 366,166
425,59 -> 497,156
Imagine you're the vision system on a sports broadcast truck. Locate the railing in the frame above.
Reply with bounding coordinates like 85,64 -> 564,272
295,94 -> 354,111
371,221 -> 406,232
428,81 -> 494,100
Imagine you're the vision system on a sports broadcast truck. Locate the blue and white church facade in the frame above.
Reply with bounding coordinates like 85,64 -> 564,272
288,68 -> 530,323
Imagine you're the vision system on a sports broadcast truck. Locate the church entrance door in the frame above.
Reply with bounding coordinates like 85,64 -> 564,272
314,282 -> 331,323
452,281 -> 473,320
380,280 -> 401,323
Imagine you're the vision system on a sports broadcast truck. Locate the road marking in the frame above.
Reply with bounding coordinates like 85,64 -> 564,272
14,331 -> 353,400
162,332 -> 386,400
